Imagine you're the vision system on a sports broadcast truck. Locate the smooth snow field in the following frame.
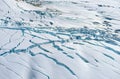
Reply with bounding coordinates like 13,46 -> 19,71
0,0 -> 120,79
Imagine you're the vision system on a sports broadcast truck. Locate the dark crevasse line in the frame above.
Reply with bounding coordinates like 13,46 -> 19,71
84,41 -> 120,56
5,60 -> 50,79
76,53 -> 89,63
75,53 -> 99,67
104,40 -> 118,46
0,31 -> 18,49
62,45 -> 75,50
103,53 -> 115,60
18,57 -> 51,79
0,26 -> 120,59
0,63 -> 24,79
0,26 -> 120,43
0,26 -> 61,41
2,0 -> 11,8
31,68 -> 50,79
52,41 -> 74,59
29,40 -> 52,54
104,46 -> 120,55
25,32 -> 50,40
0,39 -> 25,56
37,52 -> 79,79
0,1 -> 120,79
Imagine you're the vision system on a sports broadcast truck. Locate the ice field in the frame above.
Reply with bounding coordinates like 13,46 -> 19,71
0,0 -> 120,79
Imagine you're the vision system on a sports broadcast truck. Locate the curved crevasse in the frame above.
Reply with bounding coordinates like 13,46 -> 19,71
0,0 -> 120,79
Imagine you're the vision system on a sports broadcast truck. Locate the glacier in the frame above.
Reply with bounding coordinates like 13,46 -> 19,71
0,0 -> 120,79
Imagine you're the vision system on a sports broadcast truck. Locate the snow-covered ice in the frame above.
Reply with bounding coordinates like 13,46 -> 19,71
0,0 -> 120,79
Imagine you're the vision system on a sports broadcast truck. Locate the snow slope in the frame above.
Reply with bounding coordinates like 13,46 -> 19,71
0,0 -> 120,79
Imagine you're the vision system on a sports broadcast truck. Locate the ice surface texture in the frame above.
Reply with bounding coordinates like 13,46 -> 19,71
0,0 -> 120,79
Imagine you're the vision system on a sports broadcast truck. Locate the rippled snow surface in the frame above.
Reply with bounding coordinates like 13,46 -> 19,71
0,0 -> 120,79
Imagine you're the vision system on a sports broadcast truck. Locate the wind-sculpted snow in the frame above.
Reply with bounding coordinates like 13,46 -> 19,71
0,0 -> 120,79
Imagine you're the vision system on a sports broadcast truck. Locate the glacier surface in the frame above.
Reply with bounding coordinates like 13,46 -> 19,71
0,0 -> 120,79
